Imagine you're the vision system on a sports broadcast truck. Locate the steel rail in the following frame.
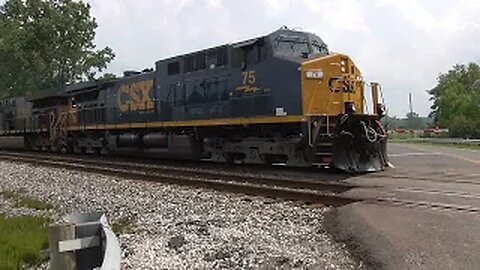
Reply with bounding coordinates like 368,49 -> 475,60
0,152 -> 359,207
368,173 -> 480,186
367,197 -> 480,214
0,150 -> 356,193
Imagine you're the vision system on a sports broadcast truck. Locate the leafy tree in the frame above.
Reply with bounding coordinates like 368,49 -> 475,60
381,114 -> 432,130
380,115 -> 398,129
98,73 -> 117,80
428,63 -> 480,138
0,0 -> 115,97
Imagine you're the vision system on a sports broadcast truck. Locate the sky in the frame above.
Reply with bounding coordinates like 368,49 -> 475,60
2,0 -> 480,116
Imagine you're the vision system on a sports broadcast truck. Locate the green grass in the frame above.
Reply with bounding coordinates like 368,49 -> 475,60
0,215 -> 50,270
388,133 -> 416,141
111,216 -> 133,235
0,191 -> 54,210
390,138 -> 480,150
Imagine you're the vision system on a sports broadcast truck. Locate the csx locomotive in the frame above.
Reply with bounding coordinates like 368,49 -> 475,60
0,28 -> 388,172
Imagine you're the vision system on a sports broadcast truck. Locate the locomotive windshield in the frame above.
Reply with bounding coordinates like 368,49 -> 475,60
311,39 -> 329,55
272,33 -> 329,57
273,35 -> 310,56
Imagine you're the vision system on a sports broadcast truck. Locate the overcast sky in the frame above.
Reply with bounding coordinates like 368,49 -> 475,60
2,0 -> 479,116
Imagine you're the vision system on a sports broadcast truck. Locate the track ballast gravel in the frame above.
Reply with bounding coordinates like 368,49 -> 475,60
0,160 -> 362,269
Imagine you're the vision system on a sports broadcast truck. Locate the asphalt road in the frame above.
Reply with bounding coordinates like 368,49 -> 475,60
328,143 -> 480,270
387,142 -> 480,173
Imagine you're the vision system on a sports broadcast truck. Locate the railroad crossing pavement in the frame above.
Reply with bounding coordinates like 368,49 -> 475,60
328,143 -> 480,270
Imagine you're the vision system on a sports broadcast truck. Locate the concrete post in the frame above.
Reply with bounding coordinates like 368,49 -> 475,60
48,223 -> 76,270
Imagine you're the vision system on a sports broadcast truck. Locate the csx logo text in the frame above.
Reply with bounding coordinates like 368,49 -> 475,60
117,80 -> 154,113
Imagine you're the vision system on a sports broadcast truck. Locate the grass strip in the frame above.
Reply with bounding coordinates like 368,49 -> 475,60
390,139 -> 480,150
0,191 -> 53,210
0,215 -> 50,270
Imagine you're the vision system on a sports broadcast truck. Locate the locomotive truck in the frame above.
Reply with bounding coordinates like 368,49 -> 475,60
0,28 -> 388,172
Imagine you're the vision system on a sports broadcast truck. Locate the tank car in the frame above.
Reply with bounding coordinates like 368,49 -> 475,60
0,28 -> 388,172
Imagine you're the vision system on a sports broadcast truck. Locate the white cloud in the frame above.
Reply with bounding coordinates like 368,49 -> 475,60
204,0 -> 222,8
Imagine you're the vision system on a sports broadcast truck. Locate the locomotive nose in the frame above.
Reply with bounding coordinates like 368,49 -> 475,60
301,54 -> 389,173
301,54 -> 364,116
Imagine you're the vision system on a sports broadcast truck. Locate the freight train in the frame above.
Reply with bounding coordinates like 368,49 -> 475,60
0,28 -> 388,172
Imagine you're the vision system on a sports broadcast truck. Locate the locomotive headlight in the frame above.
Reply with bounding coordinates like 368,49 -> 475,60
376,103 -> 386,117
305,70 -> 324,79
341,60 -> 347,73
345,102 -> 356,114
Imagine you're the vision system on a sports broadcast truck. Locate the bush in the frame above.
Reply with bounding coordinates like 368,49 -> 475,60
448,116 -> 480,138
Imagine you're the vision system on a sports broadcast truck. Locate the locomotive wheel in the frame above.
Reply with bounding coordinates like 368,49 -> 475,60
224,153 -> 245,164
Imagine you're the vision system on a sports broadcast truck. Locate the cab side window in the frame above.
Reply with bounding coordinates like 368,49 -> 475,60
232,39 -> 267,69
167,61 -> 180,75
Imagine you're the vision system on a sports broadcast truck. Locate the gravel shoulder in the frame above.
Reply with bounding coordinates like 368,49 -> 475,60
0,160 -> 362,269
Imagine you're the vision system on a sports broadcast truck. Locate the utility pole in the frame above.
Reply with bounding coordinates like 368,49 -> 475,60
409,92 -> 414,115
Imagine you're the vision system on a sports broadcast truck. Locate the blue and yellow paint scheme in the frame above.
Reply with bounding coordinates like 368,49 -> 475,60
0,28 -> 388,172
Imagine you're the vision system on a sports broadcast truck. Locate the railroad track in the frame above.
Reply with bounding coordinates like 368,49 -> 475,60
360,186 -> 480,214
368,197 -> 480,214
368,171 -> 480,186
396,187 -> 480,200
4,150 -> 476,214
0,150 -> 359,207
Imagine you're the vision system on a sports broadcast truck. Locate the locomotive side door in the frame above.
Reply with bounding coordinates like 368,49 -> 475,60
67,97 -> 78,127
49,98 -> 71,137
0,106 -> 4,134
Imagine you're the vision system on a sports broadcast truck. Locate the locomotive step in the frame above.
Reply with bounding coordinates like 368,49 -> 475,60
315,142 -> 333,146
314,152 -> 333,156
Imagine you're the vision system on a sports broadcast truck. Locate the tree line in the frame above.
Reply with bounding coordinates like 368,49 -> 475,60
383,63 -> 479,138
0,0 -> 115,98
381,114 -> 433,131
429,63 -> 480,138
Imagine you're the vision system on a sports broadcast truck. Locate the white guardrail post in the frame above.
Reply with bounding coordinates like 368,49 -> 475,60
48,213 -> 121,270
